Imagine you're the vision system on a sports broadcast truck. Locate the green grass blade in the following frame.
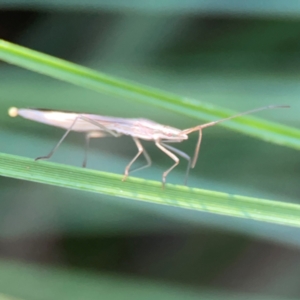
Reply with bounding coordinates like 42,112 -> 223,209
0,39 -> 299,150
0,152 -> 300,228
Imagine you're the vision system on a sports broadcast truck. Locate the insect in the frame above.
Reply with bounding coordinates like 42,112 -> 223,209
8,105 -> 288,187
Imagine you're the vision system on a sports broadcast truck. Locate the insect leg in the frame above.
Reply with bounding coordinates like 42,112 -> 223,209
161,142 -> 191,185
83,131 -> 108,168
80,116 -> 122,138
80,116 -> 121,167
122,137 -> 152,181
155,141 -> 180,188
192,128 -> 202,168
36,115 -> 120,162
35,116 -> 82,161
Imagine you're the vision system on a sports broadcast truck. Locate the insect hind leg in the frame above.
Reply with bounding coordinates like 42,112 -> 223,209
35,115 -> 120,163
35,115 -> 82,162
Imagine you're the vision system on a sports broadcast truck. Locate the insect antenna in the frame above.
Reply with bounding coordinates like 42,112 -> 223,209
181,105 -> 290,168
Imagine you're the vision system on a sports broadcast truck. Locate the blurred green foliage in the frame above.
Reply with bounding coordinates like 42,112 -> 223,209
0,2 -> 300,300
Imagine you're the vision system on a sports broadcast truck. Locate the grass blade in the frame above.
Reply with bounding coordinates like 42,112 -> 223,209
0,152 -> 300,228
0,39 -> 299,150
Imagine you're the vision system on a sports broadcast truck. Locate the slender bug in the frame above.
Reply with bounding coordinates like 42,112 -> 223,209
8,105 -> 289,187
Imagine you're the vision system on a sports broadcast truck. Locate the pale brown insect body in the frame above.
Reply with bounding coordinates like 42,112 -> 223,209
9,105 -> 288,187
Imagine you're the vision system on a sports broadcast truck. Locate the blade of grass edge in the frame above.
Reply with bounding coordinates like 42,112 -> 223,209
0,39 -> 299,150
0,152 -> 299,228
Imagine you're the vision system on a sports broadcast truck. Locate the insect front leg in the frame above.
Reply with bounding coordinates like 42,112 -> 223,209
161,141 -> 191,185
155,140 -> 180,188
191,128 -> 202,168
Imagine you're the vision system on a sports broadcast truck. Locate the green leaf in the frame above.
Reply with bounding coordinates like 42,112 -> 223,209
0,39 -> 299,150
0,152 -> 300,228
